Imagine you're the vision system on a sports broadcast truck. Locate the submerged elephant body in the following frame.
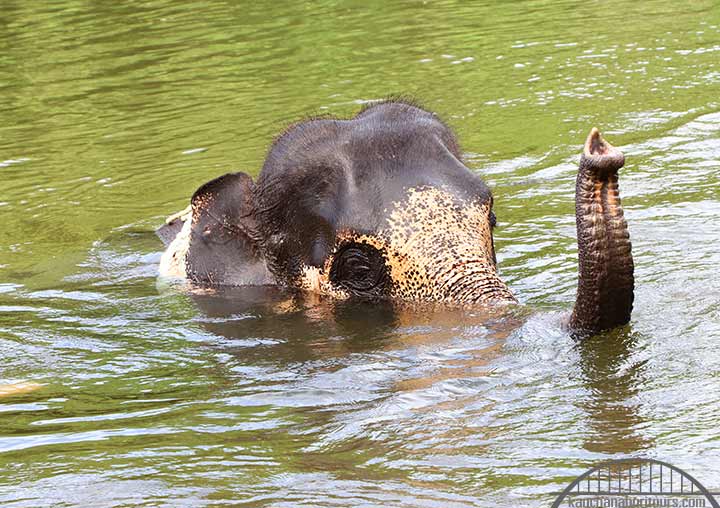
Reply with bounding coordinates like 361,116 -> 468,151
158,101 -> 633,334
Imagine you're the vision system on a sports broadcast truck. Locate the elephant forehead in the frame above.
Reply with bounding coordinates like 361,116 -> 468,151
336,187 -> 492,248
384,186 -> 492,242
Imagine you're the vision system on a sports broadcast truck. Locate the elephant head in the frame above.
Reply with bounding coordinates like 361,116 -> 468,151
158,101 -> 633,334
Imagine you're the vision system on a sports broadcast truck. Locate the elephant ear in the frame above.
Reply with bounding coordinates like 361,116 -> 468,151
186,172 -> 274,286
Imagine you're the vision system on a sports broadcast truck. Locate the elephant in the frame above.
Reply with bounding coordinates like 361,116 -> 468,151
157,100 -> 634,334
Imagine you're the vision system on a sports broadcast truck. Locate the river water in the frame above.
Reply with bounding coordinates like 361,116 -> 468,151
1,1 -> 719,506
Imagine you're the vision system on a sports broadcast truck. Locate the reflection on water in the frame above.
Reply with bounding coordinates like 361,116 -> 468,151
575,331 -> 652,455
1,0 -> 720,506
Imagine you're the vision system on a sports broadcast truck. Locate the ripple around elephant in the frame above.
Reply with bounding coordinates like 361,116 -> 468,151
157,100 -> 634,335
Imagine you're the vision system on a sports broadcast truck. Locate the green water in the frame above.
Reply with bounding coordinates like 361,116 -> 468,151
1,1 -> 720,506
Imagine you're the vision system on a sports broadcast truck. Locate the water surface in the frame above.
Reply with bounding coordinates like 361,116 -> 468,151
1,1 -> 720,506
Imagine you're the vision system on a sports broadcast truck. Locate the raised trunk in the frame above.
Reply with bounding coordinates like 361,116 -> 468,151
570,128 -> 634,333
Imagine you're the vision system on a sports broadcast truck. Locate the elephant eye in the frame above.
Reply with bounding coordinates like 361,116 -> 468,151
329,243 -> 388,294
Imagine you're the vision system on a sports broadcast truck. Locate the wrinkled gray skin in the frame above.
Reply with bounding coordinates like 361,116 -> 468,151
158,101 -> 633,335
570,127 -> 634,332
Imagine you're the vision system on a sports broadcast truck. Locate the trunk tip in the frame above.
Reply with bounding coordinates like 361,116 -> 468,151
584,127 -> 611,156
589,126 -> 600,141
581,127 -> 625,172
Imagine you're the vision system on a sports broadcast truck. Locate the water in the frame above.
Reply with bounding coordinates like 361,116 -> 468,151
1,1 -> 719,506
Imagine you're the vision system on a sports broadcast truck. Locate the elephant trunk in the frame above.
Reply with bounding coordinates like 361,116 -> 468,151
570,128 -> 634,333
